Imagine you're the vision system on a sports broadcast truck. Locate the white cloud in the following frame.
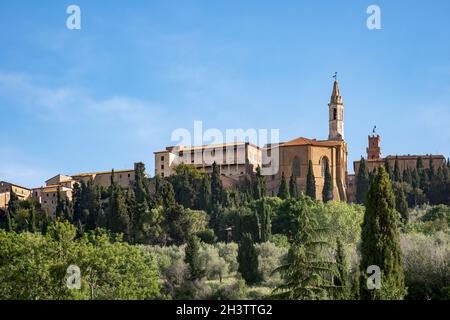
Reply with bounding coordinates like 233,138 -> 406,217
0,71 -> 172,186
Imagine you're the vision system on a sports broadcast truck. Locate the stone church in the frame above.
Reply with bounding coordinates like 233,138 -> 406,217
265,80 -> 348,201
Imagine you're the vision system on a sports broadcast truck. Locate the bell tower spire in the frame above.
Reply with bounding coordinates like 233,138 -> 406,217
328,73 -> 344,140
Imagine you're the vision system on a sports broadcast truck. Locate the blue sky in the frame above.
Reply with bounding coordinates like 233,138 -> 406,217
1,0 -> 449,187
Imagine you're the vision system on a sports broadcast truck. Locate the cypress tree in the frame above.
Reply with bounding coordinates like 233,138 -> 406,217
306,160 -> 316,200
55,187 -> 64,219
64,198 -> 73,223
356,157 -> 369,204
185,235 -> 204,280
384,158 -> 392,180
132,163 -> 150,243
277,173 -> 290,199
161,181 -> 176,208
411,168 -> 420,189
7,190 -> 20,216
368,169 -> 376,186
322,160 -> 333,203
428,157 -> 435,180
289,174 -> 298,199
29,207 -> 37,233
211,162 -> 223,207
107,183 -> 131,241
253,166 -> 266,200
393,157 -> 401,182
237,233 -> 261,285
5,210 -> 13,232
394,183 -> 409,223
360,166 -> 405,300
198,174 -> 211,212
126,188 -> 137,242
258,199 -> 271,242
334,239 -> 350,299
403,168 -> 413,185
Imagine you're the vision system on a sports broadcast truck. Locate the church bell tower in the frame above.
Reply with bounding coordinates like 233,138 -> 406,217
328,75 -> 344,141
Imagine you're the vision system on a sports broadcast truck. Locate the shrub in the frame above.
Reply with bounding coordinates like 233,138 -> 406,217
401,232 -> 450,300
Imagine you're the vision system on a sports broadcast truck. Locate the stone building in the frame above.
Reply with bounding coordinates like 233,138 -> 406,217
154,142 -> 262,178
32,185 -> 73,216
347,133 -> 446,202
0,181 -> 31,210
265,80 -> 348,201
154,79 -> 349,202
31,167 -> 137,216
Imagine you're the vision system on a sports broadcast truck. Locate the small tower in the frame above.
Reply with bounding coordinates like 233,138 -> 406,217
367,131 -> 382,160
328,75 -> 344,141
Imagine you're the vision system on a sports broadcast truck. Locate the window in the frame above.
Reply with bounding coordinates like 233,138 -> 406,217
161,173 -> 165,177
161,156 -> 165,161
128,174 -> 131,178
333,108 -> 337,120
161,165 -> 164,170
292,157 -> 301,177
321,157 -> 329,177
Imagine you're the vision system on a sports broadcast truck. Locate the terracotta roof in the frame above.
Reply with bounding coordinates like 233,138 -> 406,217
32,185 -> 72,192
72,169 -> 134,177
281,137 -> 343,147
385,155 -> 445,160
0,181 -> 31,191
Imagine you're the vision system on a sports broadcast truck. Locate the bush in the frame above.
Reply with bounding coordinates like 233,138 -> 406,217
211,279 -> 247,300
216,242 -> 238,273
401,232 -> 450,300
0,221 -> 160,300
255,242 -> 288,286
199,245 -> 228,282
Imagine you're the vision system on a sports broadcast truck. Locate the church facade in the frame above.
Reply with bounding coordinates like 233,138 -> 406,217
265,80 -> 348,201
154,79 -> 350,202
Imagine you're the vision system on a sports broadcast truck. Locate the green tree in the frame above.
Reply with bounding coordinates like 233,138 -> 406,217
393,182 -> 409,223
7,190 -> 20,216
107,183 -> 131,241
360,166 -> 406,300
274,203 -> 336,299
289,174 -> 298,199
29,207 -> 37,233
132,163 -> 151,243
237,233 -> 261,285
185,235 -> 204,280
306,160 -> 316,200
334,239 -> 350,299
356,157 -> 369,204
322,160 -> 333,203
278,173 -> 290,199
253,166 -> 266,200
384,158 -> 392,179
198,174 -> 211,212
393,157 -> 402,182
211,162 -> 223,207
